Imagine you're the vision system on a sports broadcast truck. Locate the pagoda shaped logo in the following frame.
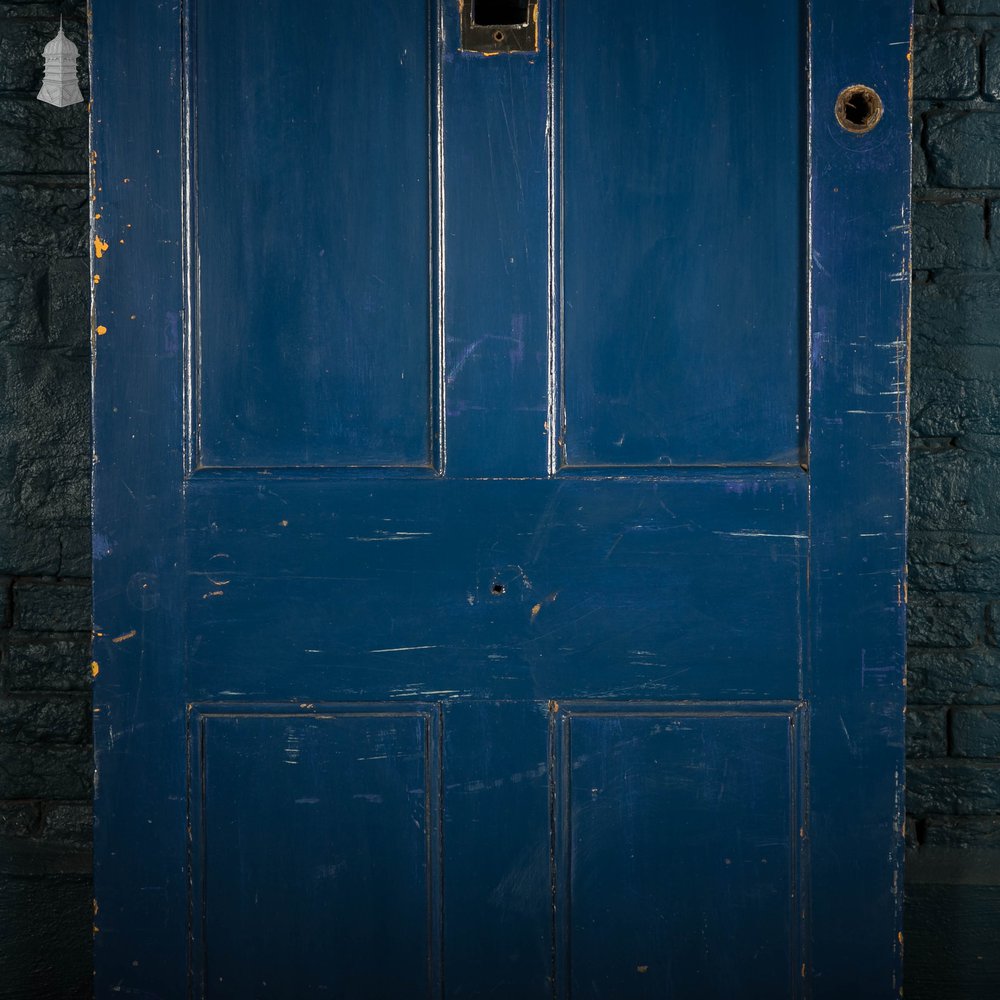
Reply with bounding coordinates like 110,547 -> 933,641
37,18 -> 83,108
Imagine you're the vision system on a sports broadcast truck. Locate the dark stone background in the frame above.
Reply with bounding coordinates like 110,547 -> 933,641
1,1 -> 999,996
0,2 -> 92,998
907,1 -> 1000,997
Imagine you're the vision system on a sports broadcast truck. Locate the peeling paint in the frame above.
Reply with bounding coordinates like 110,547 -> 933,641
530,590 -> 559,622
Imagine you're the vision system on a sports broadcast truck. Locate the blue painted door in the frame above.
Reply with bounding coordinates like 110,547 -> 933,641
91,2 -> 911,997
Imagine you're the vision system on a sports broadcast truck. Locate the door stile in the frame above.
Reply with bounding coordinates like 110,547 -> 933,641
806,0 -> 911,994
91,1 -> 189,996
441,1 -> 551,478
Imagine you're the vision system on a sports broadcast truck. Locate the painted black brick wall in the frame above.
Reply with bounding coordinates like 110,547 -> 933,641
907,2 -> 1000,997
0,2 -> 92,998
2,2 -> 1000,998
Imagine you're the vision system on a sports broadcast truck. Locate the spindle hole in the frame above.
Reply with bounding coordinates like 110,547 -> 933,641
835,85 -> 883,134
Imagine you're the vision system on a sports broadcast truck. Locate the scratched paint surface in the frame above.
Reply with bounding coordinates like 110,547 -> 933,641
186,477 -> 807,703
561,0 -> 803,468
193,711 -> 434,996
194,0 -> 433,468
557,708 -> 799,998
91,0 -> 911,997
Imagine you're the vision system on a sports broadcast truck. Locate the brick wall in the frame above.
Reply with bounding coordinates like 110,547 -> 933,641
0,2 -> 92,997
1,2 -> 999,998
910,1 -> 1000,820
907,1 -> 1000,996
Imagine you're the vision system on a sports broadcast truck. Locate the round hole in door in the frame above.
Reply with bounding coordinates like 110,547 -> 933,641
835,85 -> 884,134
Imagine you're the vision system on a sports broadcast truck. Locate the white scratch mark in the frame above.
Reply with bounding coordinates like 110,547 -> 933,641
717,530 -> 807,539
284,728 -> 301,766
350,531 -> 432,543
369,644 -> 438,654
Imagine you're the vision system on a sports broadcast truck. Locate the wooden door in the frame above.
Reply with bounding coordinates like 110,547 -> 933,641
91,1 -> 912,996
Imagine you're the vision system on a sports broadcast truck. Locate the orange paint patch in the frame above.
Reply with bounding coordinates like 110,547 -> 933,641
94,235 -> 109,259
530,591 -> 559,622
96,325 -> 107,336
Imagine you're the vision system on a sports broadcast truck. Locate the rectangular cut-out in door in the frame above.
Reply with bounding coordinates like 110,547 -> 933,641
556,0 -> 804,468
190,706 -> 441,997
553,704 -> 802,998
189,0 -> 437,470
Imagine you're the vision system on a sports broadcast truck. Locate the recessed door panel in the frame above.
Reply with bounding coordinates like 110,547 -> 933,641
556,707 -> 800,998
193,709 -> 439,997
193,0 -> 435,469
560,0 -> 804,468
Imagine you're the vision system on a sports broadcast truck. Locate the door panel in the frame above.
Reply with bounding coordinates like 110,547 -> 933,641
560,0 -> 804,468
192,708 -> 440,996
194,0 -> 435,469
555,705 -> 801,999
91,0 -> 911,997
